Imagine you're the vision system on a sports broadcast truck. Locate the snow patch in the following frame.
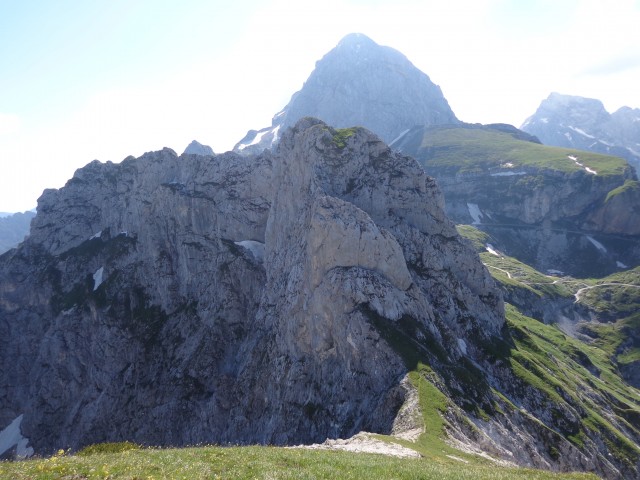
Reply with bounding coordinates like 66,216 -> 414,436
467,203 -> 483,224
490,171 -> 526,177
586,236 -> 607,253
564,132 -> 573,141
486,244 -> 500,257
568,155 -> 597,175
547,269 -> 564,276
501,162 -> 514,168
0,415 -> 34,459
568,125 -> 595,139
270,125 -> 281,146
90,230 -> 102,240
541,117 -> 549,124
457,338 -> 467,355
389,129 -> 410,147
237,128 -> 272,151
234,240 -> 264,262
93,266 -> 104,291
617,261 -> 629,269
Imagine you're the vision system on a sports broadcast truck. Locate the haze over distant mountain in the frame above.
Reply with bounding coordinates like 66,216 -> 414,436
0,211 -> 35,254
521,93 -> 640,174
233,33 -> 458,155
183,140 -> 214,156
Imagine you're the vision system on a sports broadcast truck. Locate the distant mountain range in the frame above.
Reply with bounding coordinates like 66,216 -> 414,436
0,210 -> 35,254
522,93 -> 640,174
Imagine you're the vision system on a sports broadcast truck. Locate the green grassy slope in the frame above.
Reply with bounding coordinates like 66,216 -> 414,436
0,443 -> 599,479
412,125 -> 628,177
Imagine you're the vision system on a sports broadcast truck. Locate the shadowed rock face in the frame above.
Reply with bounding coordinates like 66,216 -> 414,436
233,33 -> 459,155
0,119 -> 502,455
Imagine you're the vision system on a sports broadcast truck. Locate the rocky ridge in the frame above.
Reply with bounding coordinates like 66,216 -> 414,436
233,33 -> 458,155
0,119 -> 500,454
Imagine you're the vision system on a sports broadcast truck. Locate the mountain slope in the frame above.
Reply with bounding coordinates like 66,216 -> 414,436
521,93 -> 640,174
391,123 -> 640,277
233,33 -> 458,154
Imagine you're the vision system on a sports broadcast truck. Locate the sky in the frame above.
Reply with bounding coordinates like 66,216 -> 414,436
1,0 -> 640,212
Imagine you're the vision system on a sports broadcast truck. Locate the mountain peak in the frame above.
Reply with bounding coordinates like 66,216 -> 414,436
183,140 -> 214,156
233,34 -> 458,154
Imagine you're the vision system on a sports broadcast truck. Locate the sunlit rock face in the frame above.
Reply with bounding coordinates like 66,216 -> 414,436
233,33 -> 459,155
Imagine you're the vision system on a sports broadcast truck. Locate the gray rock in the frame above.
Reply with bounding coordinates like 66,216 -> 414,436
183,140 -> 214,156
233,33 -> 459,155
522,93 -> 640,175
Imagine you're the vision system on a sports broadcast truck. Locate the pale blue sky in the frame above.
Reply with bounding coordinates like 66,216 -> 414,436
2,0 -> 640,212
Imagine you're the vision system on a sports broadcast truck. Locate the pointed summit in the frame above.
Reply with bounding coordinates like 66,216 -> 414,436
183,140 -> 214,156
234,34 -> 459,154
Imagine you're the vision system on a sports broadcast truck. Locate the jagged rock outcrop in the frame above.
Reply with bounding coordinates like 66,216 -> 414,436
0,119 -> 502,455
183,140 -> 214,156
233,33 -> 458,155
522,93 -> 640,174
0,211 -> 35,254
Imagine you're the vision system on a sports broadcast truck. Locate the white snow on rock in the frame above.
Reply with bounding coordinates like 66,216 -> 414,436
547,269 -> 564,276
271,125 -> 281,146
568,155 -> 597,175
564,132 -> 572,141
0,414 -> 34,459
90,230 -> 102,240
93,266 -> 105,291
586,236 -> 607,253
617,261 -> 629,269
238,128 -> 272,151
541,117 -> 549,124
389,129 -> 410,147
568,125 -> 595,139
234,240 -> 265,263
490,171 -> 526,177
467,203 -> 483,225
457,338 -> 467,355
486,244 -> 501,257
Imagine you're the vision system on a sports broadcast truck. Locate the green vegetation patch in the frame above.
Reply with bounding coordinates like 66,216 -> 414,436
416,125 -> 626,177
605,179 -> 640,203
505,305 -> 640,464
332,127 -> 359,148
0,444 -> 599,479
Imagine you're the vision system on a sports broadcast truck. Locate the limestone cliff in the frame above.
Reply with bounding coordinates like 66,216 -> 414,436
0,119 -> 500,454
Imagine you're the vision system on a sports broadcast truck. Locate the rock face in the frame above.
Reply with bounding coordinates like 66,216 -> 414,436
233,33 -> 458,155
391,123 -> 640,277
0,211 -> 35,255
0,119 -> 502,455
522,93 -> 640,175
183,140 -> 214,156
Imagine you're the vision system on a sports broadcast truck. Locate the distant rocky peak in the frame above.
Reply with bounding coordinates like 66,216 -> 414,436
233,33 -> 458,155
183,140 -> 214,156
522,93 -> 640,175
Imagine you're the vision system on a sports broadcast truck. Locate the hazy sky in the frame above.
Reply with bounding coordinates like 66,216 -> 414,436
2,0 -> 640,212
